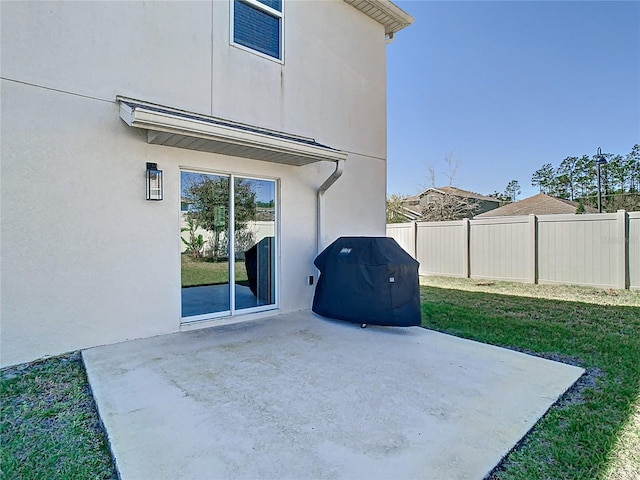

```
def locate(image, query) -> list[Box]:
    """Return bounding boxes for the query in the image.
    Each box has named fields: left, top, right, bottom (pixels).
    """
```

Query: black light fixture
left=595, top=147, right=607, bottom=213
left=146, top=162, right=163, bottom=201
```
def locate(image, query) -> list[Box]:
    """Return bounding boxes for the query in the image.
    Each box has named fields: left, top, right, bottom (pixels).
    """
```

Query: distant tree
left=531, top=164, right=555, bottom=194
left=181, top=217, right=205, bottom=259
left=557, top=156, right=581, bottom=200
left=528, top=145, right=640, bottom=213
left=486, top=191, right=510, bottom=206
left=602, top=192, right=640, bottom=212
left=442, top=154, right=460, bottom=186
left=424, top=153, right=460, bottom=190
left=420, top=154, right=478, bottom=221
left=599, top=148, right=640, bottom=212
left=608, top=154, right=627, bottom=193
left=420, top=193, right=479, bottom=221
left=183, top=176, right=256, bottom=260
left=574, top=155, right=595, bottom=199
left=386, top=194, right=409, bottom=223
left=504, top=180, right=521, bottom=202
left=626, top=144, right=640, bottom=192
left=554, top=174, right=571, bottom=199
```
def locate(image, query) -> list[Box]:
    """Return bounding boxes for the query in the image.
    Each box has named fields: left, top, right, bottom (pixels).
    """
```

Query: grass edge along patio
left=2, top=277, right=639, bottom=479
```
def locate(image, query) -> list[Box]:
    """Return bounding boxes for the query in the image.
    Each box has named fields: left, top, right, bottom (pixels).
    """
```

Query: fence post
left=528, top=214, right=538, bottom=284
left=412, top=221, right=418, bottom=259
left=617, top=210, right=628, bottom=289
left=463, top=218, right=471, bottom=278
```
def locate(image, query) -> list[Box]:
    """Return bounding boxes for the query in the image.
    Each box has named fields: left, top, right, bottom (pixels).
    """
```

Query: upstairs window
left=232, top=0, right=283, bottom=61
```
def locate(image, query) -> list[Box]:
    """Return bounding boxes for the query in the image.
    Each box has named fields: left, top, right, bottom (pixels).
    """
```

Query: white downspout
left=317, top=159, right=345, bottom=254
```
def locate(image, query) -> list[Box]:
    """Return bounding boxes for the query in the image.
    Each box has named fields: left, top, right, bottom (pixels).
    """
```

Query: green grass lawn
left=420, top=276, right=640, bottom=480
left=2, top=277, right=638, bottom=479
left=181, top=254, right=248, bottom=288
left=1, top=353, right=116, bottom=480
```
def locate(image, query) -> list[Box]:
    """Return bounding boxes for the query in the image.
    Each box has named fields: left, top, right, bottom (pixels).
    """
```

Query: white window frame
left=230, top=0, right=285, bottom=64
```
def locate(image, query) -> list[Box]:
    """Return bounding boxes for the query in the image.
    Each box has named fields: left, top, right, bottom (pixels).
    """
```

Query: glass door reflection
left=234, top=177, right=276, bottom=311
left=180, top=171, right=276, bottom=321
left=180, top=172, right=230, bottom=317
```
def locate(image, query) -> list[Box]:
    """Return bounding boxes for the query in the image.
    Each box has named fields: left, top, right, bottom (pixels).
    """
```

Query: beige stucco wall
left=0, top=0, right=389, bottom=366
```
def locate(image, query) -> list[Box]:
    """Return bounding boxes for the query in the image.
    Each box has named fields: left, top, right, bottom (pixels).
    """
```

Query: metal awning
left=117, top=97, right=347, bottom=166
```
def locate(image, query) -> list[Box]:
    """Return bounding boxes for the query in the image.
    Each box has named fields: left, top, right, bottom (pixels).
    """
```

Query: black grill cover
left=312, top=237, right=421, bottom=327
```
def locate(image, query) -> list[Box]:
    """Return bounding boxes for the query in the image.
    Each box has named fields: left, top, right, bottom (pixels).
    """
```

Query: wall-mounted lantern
left=595, top=147, right=607, bottom=213
left=146, top=162, right=163, bottom=201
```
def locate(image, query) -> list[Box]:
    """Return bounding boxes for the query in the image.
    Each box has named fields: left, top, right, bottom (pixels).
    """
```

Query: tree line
left=531, top=144, right=640, bottom=211
left=386, top=145, right=640, bottom=223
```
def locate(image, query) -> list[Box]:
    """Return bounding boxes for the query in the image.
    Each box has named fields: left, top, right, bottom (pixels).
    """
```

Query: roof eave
left=343, top=0, right=415, bottom=35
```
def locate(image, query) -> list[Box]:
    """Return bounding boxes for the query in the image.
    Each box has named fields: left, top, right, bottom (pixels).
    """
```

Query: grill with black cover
left=312, top=237, right=420, bottom=327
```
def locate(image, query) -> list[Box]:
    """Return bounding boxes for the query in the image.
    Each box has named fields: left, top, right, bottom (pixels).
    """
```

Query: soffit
left=117, top=97, right=347, bottom=166
left=344, top=0, right=414, bottom=35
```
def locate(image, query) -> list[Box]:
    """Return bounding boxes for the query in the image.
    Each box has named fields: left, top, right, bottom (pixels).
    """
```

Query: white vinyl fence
left=387, top=210, right=640, bottom=290
left=180, top=212, right=274, bottom=257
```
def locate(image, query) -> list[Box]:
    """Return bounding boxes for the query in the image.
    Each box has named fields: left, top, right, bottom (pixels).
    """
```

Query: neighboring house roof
left=475, top=193, right=599, bottom=217
left=344, top=0, right=415, bottom=35
left=406, top=187, right=500, bottom=204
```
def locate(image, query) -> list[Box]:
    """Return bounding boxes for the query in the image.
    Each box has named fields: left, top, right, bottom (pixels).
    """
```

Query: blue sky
left=386, top=0, right=640, bottom=199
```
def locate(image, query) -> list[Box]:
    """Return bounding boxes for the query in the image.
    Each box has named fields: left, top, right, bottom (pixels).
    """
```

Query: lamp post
left=595, top=147, right=607, bottom=213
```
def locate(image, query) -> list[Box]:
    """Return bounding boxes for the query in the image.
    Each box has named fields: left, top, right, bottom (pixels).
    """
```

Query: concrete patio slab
left=83, top=311, right=583, bottom=480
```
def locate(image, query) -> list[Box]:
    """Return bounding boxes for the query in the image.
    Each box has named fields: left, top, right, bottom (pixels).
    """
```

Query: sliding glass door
left=180, top=171, right=276, bottom=321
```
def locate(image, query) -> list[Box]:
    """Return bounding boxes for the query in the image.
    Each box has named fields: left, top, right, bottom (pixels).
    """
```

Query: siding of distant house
left=405, top=187, right=500, bottom=217
left=1, top=1, right=391, bottom=366
left=418, top=194, right=498, bottom=213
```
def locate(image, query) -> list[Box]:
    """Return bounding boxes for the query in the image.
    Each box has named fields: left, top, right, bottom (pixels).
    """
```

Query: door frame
left=179, top=168, right=279, bottom=324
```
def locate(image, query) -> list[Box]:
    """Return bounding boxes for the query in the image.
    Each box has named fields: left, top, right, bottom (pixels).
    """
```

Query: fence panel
left=629, top=212, right=640, bottom=290
left=386, top=222, right=416, bottom=257
left=387, top=211, right=637, bottom=289
left=537, top=213, right=619, bottom=288
left=416, top=220, right=466, bottom=277
left=470, top=216, right=532, bottom=282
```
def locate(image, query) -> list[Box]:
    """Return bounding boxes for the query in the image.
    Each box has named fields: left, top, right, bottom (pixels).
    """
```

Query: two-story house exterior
left=0, top=0, right=413, bottom=366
